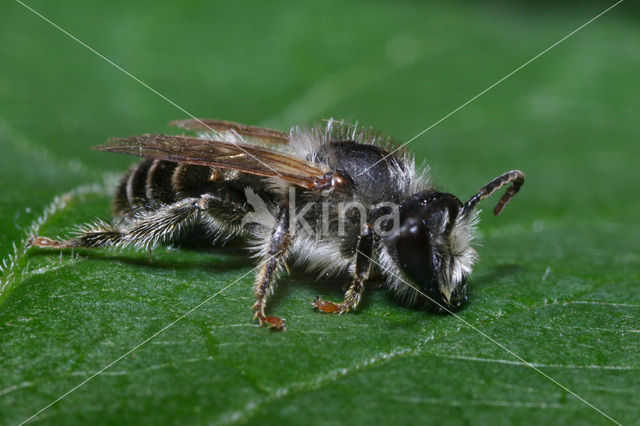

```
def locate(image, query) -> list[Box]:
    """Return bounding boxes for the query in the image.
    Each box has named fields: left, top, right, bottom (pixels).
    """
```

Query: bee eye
left=392, top=192, right=464, bottom=307
left=395, top=217, right=436, bottom=295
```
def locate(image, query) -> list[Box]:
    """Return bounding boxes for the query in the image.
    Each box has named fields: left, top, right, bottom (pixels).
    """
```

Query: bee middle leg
left=313, top=222, right=373, bottom=314
left=252, top=204, right=291, bottom=331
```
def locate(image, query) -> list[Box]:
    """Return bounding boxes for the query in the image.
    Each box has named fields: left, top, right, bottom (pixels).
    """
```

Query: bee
left=29, top=118, right=524, bottom=331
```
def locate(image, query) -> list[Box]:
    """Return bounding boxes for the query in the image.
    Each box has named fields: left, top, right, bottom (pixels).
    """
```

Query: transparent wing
left=169, top=119, right=289, bottom=144
left=94, top=134, right=331, bottom=189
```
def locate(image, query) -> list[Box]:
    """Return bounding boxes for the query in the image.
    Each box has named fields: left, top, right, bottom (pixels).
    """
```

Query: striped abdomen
left=114, top=159, right=204, bottom=220
left=113, top=159, right=271, bottom=221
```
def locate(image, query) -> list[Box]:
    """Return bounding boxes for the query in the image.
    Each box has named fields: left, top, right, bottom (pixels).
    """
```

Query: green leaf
left=1, top=1, right=639, bottom=425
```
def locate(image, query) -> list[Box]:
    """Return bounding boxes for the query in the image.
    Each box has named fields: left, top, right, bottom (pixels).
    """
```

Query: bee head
left=387, top=170, right=524, bottom=311
left=390, top=191, right=477, bottom=310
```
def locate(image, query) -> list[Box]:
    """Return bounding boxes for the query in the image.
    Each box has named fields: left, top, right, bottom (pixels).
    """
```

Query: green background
left=1, top=0, right=638, bottom=424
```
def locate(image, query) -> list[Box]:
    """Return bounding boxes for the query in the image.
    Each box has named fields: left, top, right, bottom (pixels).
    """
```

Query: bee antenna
left=462, top=170, right=525, bottom=216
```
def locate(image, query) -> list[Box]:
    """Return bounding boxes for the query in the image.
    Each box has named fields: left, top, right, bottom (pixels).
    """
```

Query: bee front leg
left=313, top=223, right=373, bottom=314
left=252, top=204, right=291, bottom=331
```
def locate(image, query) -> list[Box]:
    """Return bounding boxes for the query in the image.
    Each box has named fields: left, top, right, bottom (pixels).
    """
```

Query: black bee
left=29, top=118, right=524, bottom=330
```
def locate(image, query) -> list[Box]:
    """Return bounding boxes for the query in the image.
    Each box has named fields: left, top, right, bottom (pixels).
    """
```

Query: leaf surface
left=1, top=1, right=639, bottom=425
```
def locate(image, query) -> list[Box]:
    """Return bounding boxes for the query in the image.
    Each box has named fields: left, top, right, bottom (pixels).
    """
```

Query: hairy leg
left=251, top=204, right=291, bottom=331
left=28, top=194, right=244, bottom=250
left=313, top=222, right=374, bottom=314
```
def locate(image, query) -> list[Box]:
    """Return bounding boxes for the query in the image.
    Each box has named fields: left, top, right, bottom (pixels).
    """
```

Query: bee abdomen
left=127, top=159, right=154, bottom=210
left=113, top=160, right=257, bottom=222
left=113, top=159, right=154, bottom=219
left=172, top=163, right=216, bottom=198
left=113, top=160, right=214, bottom=220
left=146, top=160, right=178, bottom=205
left=113, top=177, right=131, bottom=219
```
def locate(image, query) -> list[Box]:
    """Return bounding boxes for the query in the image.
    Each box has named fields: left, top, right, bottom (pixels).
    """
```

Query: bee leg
left=28, top=194, right=238, bottom=250
left=252, top=204, right=290, bottom=331
left=313, top=223, right=373, bottom=314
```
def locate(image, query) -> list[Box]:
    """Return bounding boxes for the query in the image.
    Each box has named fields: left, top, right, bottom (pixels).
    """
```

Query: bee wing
left=94, top=134, right=331, bottom=189
left=169, top=118, right=289, bottom=144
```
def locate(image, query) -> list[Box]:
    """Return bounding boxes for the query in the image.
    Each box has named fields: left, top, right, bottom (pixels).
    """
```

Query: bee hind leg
left=313, top=223, right=373, bottom=314
left=28, top=194, right=239, bottom=251
left=28, top=236, right=72, bottom=249
left=252, top=204, right=291, bottom=331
